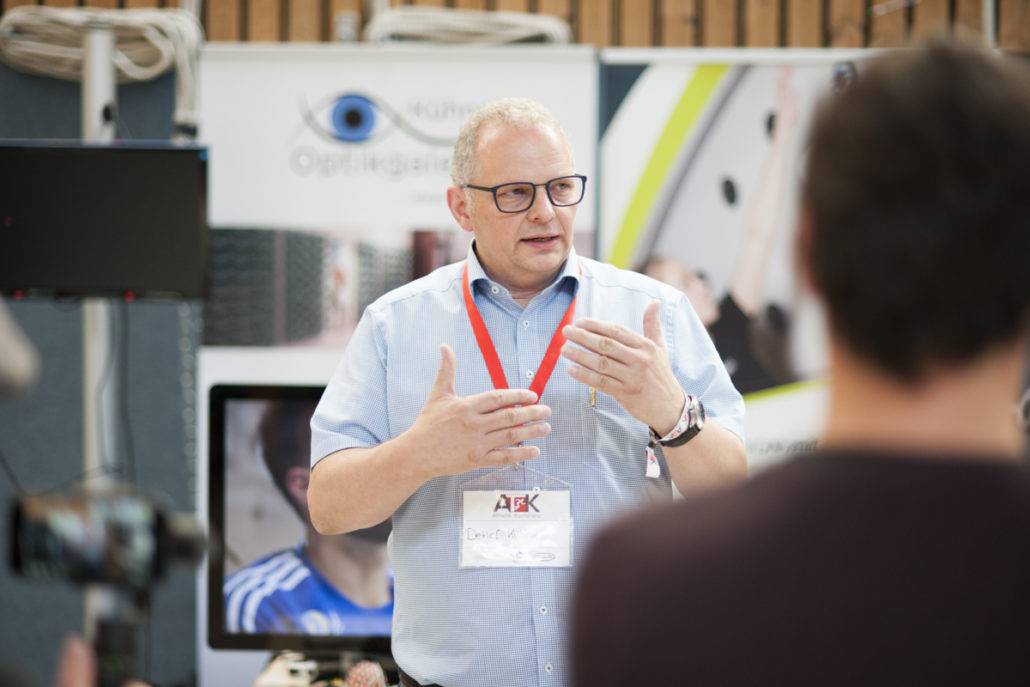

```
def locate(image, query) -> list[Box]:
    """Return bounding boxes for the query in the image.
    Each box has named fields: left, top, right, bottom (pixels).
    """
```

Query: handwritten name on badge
left=460, top=489, right=572, bottom=568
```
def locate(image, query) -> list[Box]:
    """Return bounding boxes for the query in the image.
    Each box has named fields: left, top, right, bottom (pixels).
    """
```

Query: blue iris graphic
left=330, top=94, right=378, bottom=143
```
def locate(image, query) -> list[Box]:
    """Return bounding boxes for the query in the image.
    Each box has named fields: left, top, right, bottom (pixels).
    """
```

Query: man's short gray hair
left=450, top=97, right=575, bottom=187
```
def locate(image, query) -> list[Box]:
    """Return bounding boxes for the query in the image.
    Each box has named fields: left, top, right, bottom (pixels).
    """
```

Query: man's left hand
left=561, top=301, right=684, bottom=435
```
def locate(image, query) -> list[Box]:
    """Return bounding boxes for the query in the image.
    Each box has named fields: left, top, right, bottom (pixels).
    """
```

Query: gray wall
left=0, top=61, right=199, bottom=687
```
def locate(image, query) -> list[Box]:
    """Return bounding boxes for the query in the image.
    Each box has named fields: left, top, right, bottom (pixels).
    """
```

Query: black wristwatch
left=648, top=393, right=706, bottom=448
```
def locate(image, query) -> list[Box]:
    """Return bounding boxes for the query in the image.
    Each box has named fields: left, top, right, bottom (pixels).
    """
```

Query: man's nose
left=526, top=185, right=556, bottom=220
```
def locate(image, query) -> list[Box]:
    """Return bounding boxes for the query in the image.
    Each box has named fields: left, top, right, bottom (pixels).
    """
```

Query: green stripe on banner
left=609, top=64, right=729, bottom=268
left=741, top=378, right=828, bottom=402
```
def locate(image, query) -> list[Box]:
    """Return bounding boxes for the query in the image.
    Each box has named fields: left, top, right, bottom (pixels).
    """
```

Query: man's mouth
left=523, top=235, right=558, bottom=243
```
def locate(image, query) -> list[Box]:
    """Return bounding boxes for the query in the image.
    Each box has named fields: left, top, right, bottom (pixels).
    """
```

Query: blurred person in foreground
left=309, top=97, right=746, bottom=687
left=572, top=39, right=1030, bottom=687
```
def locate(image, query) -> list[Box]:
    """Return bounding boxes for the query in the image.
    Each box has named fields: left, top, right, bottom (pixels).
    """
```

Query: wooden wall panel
left=999, top=0, right=1030, bottom=52
left=537, top=0, right=573, bottom=24
left=206, top=0, right=243, bottom=41
left=578, top=0, right=614, bottom=45
left=826, top=0, right=864, bottom=47
left=42, top=0, right=76, bottom=8
left=953, top=0, right=984, bottom=45
left=124, top=0, right=161, bottom=7
left=132, top=0, right=1018, bottom=52
left=495, top=0, right=530, bottom=11
left=83, top=0, right=120, bottom=9
left=659, top=0, right=698, bottom=46
left=745, top=0, right=779, bottom=46
left=786, top=0, right=821, bottom=46
left=2, top=0, right=37, bottom=11
left=287, top=0, right=321, bottom=41
left=702, top=0, right=737, bottom=46
left=869, top=2, right=907, bottom=47
left=248, top=0, right=282, bottom=41
left=911, top=0, right=950, bottom=41
left=620, top=0, right=655, bottom=46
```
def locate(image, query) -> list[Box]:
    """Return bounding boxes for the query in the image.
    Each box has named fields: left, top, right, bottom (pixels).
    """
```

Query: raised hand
left=409, top=344, right=553, bottom=478
left=561, top=301, right=684, bottom=435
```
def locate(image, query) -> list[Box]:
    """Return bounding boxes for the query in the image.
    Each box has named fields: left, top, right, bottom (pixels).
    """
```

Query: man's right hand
left=309, top=344, right=554, bottom=535
left=408, top=344, right=552, bottom=479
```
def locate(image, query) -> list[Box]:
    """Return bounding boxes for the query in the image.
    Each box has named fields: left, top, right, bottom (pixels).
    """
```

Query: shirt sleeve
left=310, top=307, right=390, bottom=468
left=664, top=290, right=746, bottom=443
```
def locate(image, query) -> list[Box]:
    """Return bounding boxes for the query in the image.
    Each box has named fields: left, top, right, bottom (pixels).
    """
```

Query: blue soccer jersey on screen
left=224, top=544, right=393, bottom=635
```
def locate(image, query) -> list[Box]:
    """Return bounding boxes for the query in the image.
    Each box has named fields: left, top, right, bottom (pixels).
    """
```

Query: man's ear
left=285, top=465, right=311, bottom=512
left=446, top=186, right=476, bottom=234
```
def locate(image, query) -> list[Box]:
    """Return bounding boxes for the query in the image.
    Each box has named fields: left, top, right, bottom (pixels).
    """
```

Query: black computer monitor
left=205, top=384, right=392, bottom=658
left=0, top=140, right=208, bottom=300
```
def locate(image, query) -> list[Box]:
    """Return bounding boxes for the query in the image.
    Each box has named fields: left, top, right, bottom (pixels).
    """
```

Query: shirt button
left=539, top=605, right=548, bottom=615
left=526, top=370, right=534, bottom=379
left=491, top=286, right=499, bottom=294
left=545, top=663, right=554, bottom=673
left=523, top=320, right=530, bottom=328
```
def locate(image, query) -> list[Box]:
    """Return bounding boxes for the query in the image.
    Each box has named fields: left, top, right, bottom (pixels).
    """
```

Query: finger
left=563, top=324, right=636, bottom=363
left=481, top=443, right=543, bottom=466
left=467, top=387, right=540, bottom=414
left=485, top=417, right=552, bottom=448
left=566, top=362, right=624, bottom=396
left=642, top=301, right=665, bottom=349
left=561, top=342, right=629, bottom=381
left=429, top=344, right=456, bottom=399
left=481, top=403, right=552, bottom=433
left=567, top=317, right=646, bottom=350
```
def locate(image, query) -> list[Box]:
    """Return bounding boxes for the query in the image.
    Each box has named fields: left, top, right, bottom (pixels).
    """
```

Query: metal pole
left=983, top=0, right=998, bottom=50
left=81, top=16, right=122, bottom=650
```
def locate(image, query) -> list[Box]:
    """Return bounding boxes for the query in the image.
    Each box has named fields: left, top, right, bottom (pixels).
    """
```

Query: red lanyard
left=462, top=264, right=577, bottom=402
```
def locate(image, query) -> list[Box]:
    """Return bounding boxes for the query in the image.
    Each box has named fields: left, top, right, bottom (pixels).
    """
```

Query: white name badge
left=460, top=489, right=572, bottom=568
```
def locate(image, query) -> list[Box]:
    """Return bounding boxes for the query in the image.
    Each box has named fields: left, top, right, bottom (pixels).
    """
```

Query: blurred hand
left=52, top=635, right=148, bottom=687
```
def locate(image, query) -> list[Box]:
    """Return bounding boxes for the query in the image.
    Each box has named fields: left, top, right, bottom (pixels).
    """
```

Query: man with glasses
left=308, top=98, right=746, bottom=687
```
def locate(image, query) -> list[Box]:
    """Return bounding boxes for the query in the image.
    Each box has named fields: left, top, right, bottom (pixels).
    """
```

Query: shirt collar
left=465, top=240, right=582, bottom=300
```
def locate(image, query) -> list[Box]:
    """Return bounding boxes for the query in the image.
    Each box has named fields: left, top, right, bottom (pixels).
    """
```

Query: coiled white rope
left=0, top=5, right=204, bottom=139
left=362, top=6, right=570, bottom=45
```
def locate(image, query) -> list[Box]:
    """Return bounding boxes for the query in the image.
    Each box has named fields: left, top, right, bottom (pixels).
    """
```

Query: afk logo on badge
left=493, top=493, right=540, bottom=514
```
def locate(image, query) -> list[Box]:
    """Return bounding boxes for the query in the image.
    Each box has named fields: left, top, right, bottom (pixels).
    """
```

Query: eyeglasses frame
left=462, top=174, right=588, bottom=214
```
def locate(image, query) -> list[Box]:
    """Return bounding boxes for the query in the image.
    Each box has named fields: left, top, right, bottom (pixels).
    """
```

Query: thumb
left=643, top=301, right=665, bottom=348
left=429, top=344, right=457, bottom=398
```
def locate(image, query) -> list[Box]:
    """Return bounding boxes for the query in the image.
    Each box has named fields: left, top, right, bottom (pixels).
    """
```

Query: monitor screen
left=0, top=141, right=208, bottom=300
left=206, top=384, right=393, bottom=657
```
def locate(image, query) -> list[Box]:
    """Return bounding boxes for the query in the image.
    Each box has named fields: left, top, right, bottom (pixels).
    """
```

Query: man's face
left=448, top=122, right=578, bottom=299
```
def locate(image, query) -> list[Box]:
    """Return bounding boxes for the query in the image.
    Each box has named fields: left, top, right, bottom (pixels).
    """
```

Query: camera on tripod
left=9, top=484, right=206, bottom=687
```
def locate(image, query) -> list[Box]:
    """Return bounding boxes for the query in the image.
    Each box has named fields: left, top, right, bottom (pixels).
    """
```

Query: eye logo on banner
left=298, top=92, right=456, bottom=146
left=291, top=91, right=468, bottom=181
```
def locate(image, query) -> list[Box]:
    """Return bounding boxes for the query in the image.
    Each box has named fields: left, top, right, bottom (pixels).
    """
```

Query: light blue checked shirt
left=311, top=244, right=744, bottom=687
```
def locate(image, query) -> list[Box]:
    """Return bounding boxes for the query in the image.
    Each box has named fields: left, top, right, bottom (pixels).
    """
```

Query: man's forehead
left=476, top=120, right=564, bottom=146
left=473, top=121, right=572, bottom=168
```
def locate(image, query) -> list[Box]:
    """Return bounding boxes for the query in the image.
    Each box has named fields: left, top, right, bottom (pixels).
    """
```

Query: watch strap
left=649, top=392, right=705, bottom=448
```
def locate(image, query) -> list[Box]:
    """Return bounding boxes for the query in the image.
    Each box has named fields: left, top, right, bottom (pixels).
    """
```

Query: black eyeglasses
left=463, top=174, right=587, bottom=214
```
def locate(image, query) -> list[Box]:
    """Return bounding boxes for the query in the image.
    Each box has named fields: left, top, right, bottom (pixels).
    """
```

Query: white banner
left=199, top=44, right=598, bottom=234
